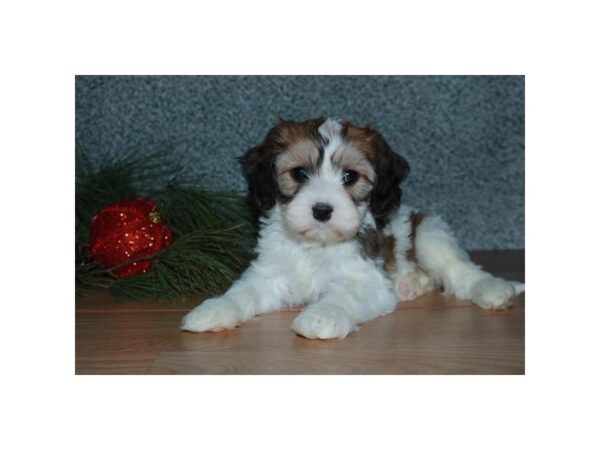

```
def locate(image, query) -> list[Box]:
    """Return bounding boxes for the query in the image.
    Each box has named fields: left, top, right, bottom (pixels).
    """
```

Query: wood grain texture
left=76, top=250, right=525, bottom=375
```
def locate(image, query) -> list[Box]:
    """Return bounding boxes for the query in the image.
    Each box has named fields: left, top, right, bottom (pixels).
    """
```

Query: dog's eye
left=291, top=167, right=310, bottom=182
left=342, top=170, right=359, bottom=185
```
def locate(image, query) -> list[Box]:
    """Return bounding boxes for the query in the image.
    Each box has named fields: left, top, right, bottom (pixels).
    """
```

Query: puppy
left=181, top=118, right=525, bottom=339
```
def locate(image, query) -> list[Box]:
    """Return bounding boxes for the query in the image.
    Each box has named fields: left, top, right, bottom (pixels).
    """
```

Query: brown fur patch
left=240, top=118, right=326, bottom=213
left=268, top=119, right=327, bottom=198
left=275, top=139, right=320, bottom=196
left=273, top=119, right=326, bottom=148
left=252, top=118, right=326, bottom=161
left=407, top=211, right=424, bottom=263
left=357, top=228, right=397, bottom=275
left=331, top=143, right=376, bottom=203
left=341, top=123, right=378, bottom=160
left=357, top=228, right=381, bottom=259
left=382, top=235, right=397, bottom=274
left=341, top=121, right=410, bottom=229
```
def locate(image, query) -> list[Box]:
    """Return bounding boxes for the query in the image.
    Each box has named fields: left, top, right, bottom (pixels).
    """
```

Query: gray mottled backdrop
left=75, top=76, right=524, bottom=249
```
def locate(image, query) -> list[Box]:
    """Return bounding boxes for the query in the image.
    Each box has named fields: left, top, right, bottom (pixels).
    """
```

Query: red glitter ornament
left=89, top=198, right=173, bottom=278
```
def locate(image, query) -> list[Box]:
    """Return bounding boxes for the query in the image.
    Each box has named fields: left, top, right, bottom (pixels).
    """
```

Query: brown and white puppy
left=181, top=118, right=524, bottom=339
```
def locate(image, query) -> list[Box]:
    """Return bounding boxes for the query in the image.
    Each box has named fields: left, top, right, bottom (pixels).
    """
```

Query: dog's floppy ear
left=240, top=141, right=279, bottom=216
left=369, top=131, right=410, bottom=228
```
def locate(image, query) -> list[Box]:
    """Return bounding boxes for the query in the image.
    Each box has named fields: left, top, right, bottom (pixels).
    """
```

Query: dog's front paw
left=291, top=303, right=356, bottom=339
left=180, top=298, right=242, bottom=332
left=470, top=277, right=517, bottom=310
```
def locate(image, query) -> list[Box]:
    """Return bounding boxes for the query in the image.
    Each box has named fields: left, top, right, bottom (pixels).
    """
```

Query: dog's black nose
left=312, top=203, right=333, bottom=222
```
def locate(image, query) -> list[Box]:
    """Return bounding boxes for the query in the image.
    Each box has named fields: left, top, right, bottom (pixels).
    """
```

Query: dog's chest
left=259, top=233, right=379, bottom=299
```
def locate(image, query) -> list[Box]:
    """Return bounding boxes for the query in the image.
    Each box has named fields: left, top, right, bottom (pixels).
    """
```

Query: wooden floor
left=76, top=250, right=525, bottom=375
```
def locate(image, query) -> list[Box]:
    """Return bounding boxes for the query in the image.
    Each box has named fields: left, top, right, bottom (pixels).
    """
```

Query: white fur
left=387, top=205, right=524, bottom=309
left=181, top=118, right=525, bottom=339
left=181, top=206, right=397, bottom=338
left=283, top=176, right=365, bottom=242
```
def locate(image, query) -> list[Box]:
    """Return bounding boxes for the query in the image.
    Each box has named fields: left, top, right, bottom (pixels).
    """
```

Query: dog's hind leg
left=411, top=215, right=524, bottom=310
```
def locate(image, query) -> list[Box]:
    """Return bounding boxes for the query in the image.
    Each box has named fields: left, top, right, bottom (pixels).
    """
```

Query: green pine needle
left=75, top=143, right=255, bottom=302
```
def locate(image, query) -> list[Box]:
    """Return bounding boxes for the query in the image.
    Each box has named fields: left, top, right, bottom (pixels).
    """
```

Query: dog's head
left=241, top=118, right=409, bottom=243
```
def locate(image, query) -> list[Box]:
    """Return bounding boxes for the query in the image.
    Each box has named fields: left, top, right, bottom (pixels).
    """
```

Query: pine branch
left=75, top=143, right=255, bottom=302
